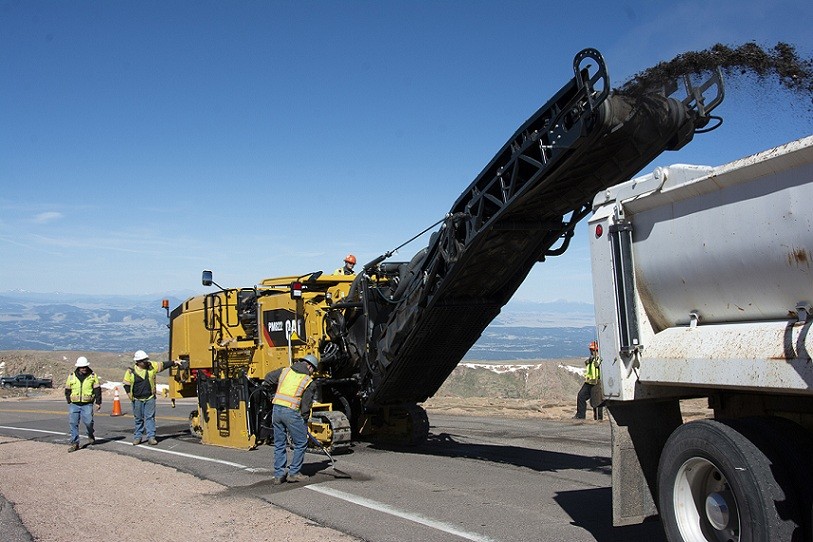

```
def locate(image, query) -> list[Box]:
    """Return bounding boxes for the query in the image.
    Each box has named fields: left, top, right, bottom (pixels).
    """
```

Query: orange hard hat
left=589, top=341, right=598, bottom=350
left=344, top=254, right=357, bottom=265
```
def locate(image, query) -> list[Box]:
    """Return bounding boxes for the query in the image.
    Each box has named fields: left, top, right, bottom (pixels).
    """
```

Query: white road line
left=0, top=425, right=65, bottom=436
left=306, top=485, right=499, bottom=542
left=110, top=440, right=250, bottom=469
left=0, top=425, right=251, bottom=470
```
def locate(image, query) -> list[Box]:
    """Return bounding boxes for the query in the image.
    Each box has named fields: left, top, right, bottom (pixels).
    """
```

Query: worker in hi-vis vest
left=65, top=356, right=102, bottom=453
left=574, top=341, right=603, bottom=420
left=123, top=350, right=180, bottom=446
left=263, top=354, right=318, bottom=485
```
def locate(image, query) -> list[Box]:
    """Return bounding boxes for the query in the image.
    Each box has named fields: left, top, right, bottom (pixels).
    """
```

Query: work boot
left=133, top=438, right=142, bottom=446
left=68, top=443, right=79, bottom=453
left=287, top=473, right=309, bottom=483
left=148, top=438, right=158, bottom=445
left=272, top=476, right=285, bottom=485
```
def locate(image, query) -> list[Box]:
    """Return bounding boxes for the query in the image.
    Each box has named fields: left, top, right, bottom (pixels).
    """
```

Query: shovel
left=307, top=431, right=351, bottom=479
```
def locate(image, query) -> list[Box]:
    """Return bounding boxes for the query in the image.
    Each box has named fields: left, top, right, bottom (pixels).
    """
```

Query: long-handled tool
left=307, top=431, right=351, bottom=479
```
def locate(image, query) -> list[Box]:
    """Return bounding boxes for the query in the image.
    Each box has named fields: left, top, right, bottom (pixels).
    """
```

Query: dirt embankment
left=0, top=350, right=167, bottom=388
left=423, top=360, right=585, bottom=419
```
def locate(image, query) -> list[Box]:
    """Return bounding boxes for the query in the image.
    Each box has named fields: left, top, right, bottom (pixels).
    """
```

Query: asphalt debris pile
left=617, top=42, right=813, bottom=105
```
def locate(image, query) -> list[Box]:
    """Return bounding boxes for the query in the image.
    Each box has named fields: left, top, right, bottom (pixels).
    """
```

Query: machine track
left=312, top=410, right=352, bottom=453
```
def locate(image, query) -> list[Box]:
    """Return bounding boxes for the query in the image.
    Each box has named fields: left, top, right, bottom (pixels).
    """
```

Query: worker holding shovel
left=264, top=354, right=318, bottom=485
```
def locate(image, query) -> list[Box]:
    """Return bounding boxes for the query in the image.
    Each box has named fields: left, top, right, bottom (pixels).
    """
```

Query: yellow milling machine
left=168, top=272, right=359, bottom=451
left=162, top=48, right=724, bottom=452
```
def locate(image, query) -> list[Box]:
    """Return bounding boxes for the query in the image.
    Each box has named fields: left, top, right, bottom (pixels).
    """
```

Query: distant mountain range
left=0, top=291, right=596, bottom=359
left=466, top=299, right=596, bottom=359
left=0, top=291, right=186, bottom=353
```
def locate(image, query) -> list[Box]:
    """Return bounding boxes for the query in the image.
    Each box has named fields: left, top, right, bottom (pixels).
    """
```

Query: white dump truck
left=589, top=135, right=813, bottom=541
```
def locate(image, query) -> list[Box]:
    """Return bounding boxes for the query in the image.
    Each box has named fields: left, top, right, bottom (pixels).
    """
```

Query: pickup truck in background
left=0, top=373, right=54, bottom=389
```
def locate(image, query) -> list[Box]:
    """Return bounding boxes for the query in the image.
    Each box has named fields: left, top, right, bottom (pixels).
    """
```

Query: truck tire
left=657, top=419, right=798, bottom=542
left=728, top=417, right=813, bottom=542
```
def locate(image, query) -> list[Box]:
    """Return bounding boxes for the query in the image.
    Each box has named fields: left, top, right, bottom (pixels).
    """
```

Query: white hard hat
left=133, top=350, right=149, bottom=362
left=75, top=356, right=90, bottom=368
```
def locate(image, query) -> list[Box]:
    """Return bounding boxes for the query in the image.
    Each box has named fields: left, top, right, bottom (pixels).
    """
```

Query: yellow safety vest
left=585, top=355, right=601, bottom=385
left=65, top=372, right=100, bottom=403
left=272, top=368, right=312, bottom=410
left=123, top=361, right=162, bottom=400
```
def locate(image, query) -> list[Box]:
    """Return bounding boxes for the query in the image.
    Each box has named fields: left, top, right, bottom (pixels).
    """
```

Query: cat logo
left=262, top=309, right=304, bottom=346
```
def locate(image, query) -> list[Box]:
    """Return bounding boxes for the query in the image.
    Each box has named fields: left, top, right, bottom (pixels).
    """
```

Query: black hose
left=695, top=115, right=723, bottom=133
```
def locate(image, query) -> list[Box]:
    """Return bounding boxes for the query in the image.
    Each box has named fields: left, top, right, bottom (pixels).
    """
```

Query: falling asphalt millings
left=617, top=41, right=813, bottom=109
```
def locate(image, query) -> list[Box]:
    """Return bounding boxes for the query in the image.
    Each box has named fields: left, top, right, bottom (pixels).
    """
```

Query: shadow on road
left=371, top=432, right=666, bottom=540
left=373, top=431, right=611, bottom=474
left=555, top=487, right=666, bottom=542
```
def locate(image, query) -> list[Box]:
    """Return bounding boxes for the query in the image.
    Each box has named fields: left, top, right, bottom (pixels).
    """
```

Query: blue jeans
left=272, top=404, right=308, bottom=478
left=68, top=403, right=94, bottom=444
left=132, top=397, right=156, bottom=440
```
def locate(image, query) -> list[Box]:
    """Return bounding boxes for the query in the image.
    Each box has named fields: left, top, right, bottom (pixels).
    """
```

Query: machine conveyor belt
left=361, top=50, right=722, bottom=407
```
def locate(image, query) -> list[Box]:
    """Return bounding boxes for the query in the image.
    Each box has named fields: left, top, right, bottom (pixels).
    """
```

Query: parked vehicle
left=0, top=373, right=53, bottom=389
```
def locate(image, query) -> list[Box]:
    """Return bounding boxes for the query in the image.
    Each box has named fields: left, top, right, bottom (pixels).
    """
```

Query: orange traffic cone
left=111, top=387, right=123, bottom=417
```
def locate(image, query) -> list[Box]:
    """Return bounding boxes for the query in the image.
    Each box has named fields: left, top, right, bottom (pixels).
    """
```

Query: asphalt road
left=0, top=396, right=666, bottom=542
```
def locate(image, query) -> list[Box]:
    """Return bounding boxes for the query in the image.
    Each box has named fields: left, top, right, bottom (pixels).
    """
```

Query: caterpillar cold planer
left=164, top=48, right=724, bottom=450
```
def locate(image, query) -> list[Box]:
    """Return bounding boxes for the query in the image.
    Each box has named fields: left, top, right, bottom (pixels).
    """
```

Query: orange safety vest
left=272, top=368, right=312, bottom=410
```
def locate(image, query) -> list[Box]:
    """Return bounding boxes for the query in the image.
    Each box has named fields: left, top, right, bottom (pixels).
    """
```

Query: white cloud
left=33, top=212, right=64, bottom=224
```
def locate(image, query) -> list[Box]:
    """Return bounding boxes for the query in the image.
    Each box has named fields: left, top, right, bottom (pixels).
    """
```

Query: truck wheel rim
left=673, top=457, right=740, bottom=542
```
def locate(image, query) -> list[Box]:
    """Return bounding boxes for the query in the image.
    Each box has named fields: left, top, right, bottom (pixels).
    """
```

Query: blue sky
left=1, top=1, right=811, bottom=303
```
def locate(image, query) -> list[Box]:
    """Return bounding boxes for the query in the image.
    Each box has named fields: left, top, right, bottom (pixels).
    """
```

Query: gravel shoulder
left=0, top=434, right=362, bottom=542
